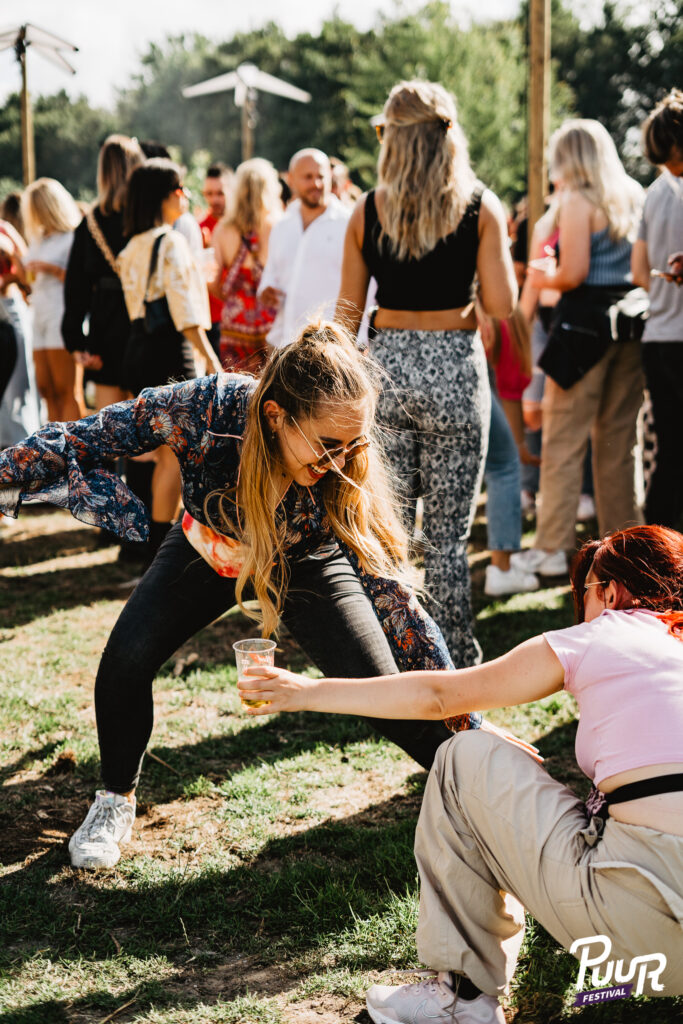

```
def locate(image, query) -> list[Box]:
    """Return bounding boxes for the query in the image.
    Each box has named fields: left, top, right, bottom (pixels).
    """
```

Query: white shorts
left=31, top=305, right=67, bottom=351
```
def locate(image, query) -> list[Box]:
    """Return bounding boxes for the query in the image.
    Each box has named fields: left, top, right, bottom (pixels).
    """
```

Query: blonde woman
left=520, top=119, right=645, bottom=577
left=63, top=134, right=143, bottom=411
left=22, top=178, right=82, bottom=421
left=210, top=157, right=281, bottom=372
left=336, top=80, right=517, bottom=667
left=0, top=322, right=463, bottom=870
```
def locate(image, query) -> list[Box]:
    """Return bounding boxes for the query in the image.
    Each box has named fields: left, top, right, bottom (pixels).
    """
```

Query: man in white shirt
left=259, top=148, right=350, bottom=348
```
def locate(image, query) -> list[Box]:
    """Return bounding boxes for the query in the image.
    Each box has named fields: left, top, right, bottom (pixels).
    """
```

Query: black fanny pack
left=539, top=285, right=648, bottom=391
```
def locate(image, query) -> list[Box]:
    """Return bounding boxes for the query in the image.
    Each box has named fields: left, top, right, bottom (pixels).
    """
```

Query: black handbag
left=0, top=317, right=18, bottom=405
left=122, top=233, right=194, bottom=394
left=538, top=285, right=629, bottom=391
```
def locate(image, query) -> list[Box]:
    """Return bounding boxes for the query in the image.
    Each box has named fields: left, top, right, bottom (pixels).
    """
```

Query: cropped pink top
left=544, top=609, right=683, bottom=787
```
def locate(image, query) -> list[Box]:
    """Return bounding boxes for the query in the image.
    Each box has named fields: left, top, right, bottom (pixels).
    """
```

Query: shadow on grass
left=0, top=561, right=138, bottom=629
left=0, top=787, right=423, bottom=1022
left=2, top=788, right=680, bottom=1024
left=0, top=526, right=115, bottom=571
left=0, top=707, right=419, bottom=868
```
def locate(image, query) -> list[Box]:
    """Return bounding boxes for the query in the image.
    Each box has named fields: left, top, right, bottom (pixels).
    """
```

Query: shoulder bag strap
left=85, top=207, right=120, bottom=276
left=143, top=233, right=166, bottom=302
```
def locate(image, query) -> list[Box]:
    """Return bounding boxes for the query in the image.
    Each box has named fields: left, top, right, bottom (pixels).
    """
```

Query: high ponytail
left=206, top=320, right=413, bottom=636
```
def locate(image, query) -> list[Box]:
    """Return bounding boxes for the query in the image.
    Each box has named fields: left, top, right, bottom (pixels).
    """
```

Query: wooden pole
left=19, top=28, right=36, bottom=186
left=241, top=94, right=254, bottom=162
left=528, top=0, right=550, bottom=239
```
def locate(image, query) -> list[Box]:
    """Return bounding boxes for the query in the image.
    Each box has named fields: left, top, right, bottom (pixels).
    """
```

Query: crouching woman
left=240, top=525, right=683, bottom=1018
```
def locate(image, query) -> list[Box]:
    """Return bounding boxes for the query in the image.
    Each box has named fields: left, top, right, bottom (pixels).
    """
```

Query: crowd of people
left=0, top=80, right=682, bottom=1018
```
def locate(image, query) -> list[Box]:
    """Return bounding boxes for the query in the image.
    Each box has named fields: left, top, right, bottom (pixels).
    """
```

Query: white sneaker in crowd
left=576, top=493, right=596, bottom=521
left=520, top=489, right=536, bottom=514
left=510, top=548, right=568, bottom=577
left=485, top=563, right=540, bottom=597
left=69, top=790, right=136, bottom=870
left=366, top=972, right=504, bottom=1024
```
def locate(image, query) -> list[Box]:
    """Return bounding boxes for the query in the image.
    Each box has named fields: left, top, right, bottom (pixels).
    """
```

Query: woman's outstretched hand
left=238, top=665, right=316, bottom=715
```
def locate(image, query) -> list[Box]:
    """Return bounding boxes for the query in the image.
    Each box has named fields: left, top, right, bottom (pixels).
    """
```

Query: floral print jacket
left=0, top=373, right=480, bottom=731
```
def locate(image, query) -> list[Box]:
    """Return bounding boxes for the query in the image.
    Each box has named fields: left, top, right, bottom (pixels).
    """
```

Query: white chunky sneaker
left=485, top=563, right=540, bottom=597
left=69, top=790, right=136, bottom=870
left=510, top=547, right=568, bottom=577
left=366, top=972, right=504, bottom=1024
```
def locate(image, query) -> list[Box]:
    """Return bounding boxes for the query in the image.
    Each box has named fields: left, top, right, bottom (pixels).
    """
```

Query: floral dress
left=219, top=234, right=275, bottom=373
left=0, top=372, right=481, bottom=733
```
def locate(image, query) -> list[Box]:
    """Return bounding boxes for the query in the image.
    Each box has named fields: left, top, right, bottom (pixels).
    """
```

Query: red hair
left=571, top=525, right=683, bottom=640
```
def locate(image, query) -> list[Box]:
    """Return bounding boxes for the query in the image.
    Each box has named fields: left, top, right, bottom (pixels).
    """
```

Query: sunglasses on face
left=583, top=580, right=608, bottom=595
left=290, top=416, right=371, bottom=470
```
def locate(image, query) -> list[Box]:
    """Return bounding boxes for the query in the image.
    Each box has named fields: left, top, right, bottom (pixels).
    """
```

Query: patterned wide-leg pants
left=370, top=328, right=490, bottom=667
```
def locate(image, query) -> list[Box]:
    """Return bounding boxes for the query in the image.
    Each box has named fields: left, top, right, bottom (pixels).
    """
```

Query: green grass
left=0, top=507, right=680, bottom=1023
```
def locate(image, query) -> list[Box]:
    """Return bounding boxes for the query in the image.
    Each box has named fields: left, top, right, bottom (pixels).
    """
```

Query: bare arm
left=238, top=634, right=565, bottom=718
left=477, top=190, right=518, bottom=319
left=527, top=192, right=591, bottom=293
left=631, top=239, right=650, bottom=291
left=335, top=197, right=371, bottom=336
left=208, top=222, right=240, bottom=299
left=25, top=260, right=66, bottom=282
left=183, top=325, right=222, bottom=374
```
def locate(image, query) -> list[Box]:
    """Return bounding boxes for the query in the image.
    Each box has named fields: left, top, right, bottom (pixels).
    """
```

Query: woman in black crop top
left=335, top=79, right=517, bottom=667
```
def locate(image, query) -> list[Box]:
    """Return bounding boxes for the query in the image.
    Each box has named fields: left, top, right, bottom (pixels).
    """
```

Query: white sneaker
left=69, top=790, right=136, bottom=870
left=485, top=563, right=540, bottom=597
left=510, top=548, right=568, bottom=576
left=520, top=489, right=536, bottom=514
left=366, top=973, right=504, bottom=1024
left=576, top=493, right=596, bottom=521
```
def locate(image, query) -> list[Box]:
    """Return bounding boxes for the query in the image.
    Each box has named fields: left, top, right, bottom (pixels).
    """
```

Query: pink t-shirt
left=544, top=609, right=683, bottom=786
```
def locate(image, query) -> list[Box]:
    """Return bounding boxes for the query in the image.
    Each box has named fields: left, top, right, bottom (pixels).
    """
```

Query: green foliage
left=0, top=90, right=115, bottom=200
left=539, top=0, right=683, bottom=180
left=113, top=4, right=539, bottom=201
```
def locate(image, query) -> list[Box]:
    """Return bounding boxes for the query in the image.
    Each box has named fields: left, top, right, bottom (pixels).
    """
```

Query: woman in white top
left=21, top=178, right=81, bottom=422
left=118, top=158, right=221, bottom=556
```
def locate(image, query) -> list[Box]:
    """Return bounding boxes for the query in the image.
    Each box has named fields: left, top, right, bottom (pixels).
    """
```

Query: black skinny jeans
left=95, top=523, right=452, bottom=792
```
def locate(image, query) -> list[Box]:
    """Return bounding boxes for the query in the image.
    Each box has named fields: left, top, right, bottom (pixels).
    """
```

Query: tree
left=115, top=4, right=543, bottom=203
left=0, top=91, right=115, bottom=199
left=542, top=0, right=683, bottom=178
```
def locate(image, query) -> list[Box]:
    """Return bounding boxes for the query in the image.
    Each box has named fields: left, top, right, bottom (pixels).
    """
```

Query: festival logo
left=569, top=934, right=667, bottom=1006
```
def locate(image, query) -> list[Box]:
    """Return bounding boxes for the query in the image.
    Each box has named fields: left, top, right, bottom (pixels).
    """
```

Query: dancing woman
left=0, top=322, right=464, bottom=870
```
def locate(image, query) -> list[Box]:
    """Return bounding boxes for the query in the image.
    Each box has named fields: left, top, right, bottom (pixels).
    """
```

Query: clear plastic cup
left=201, top=246, right=217, bottom=282
left=232, top=638, right=276, bottom=708
left=528, top=255, right=556, bottom=276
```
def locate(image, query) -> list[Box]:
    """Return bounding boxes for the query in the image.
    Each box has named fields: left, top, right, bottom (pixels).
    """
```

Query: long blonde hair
left=97, top=134, right=144, bottom=215
left=377, top=80, right=476, bottom=261
left=549, top=119, right=642, bottom=241
left=21, top=178, right=81, bottom=240
left=221, top=158, right=281, bottom=253
left=206, top=321, right=413, bottom=636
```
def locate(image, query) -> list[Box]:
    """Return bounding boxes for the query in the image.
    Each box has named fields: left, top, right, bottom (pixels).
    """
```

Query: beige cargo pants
left=415, top=731, right=683, bottom=999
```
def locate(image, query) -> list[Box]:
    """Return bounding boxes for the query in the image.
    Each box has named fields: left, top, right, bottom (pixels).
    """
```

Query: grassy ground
left=0, top=506, right=680, bottom=1024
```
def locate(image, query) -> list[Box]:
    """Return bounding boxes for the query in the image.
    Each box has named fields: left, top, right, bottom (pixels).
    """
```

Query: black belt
left=604, top=773, right=683, bottom=806
left=97, top=277, right=123, bottom=292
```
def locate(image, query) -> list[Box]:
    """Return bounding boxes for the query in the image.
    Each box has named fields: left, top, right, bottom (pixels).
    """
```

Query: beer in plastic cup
left=233, top=638, right=276, bottom=708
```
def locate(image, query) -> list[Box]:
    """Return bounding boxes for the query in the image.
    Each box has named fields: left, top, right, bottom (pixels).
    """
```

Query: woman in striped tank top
left=517, top=119, right=645, bottom=580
